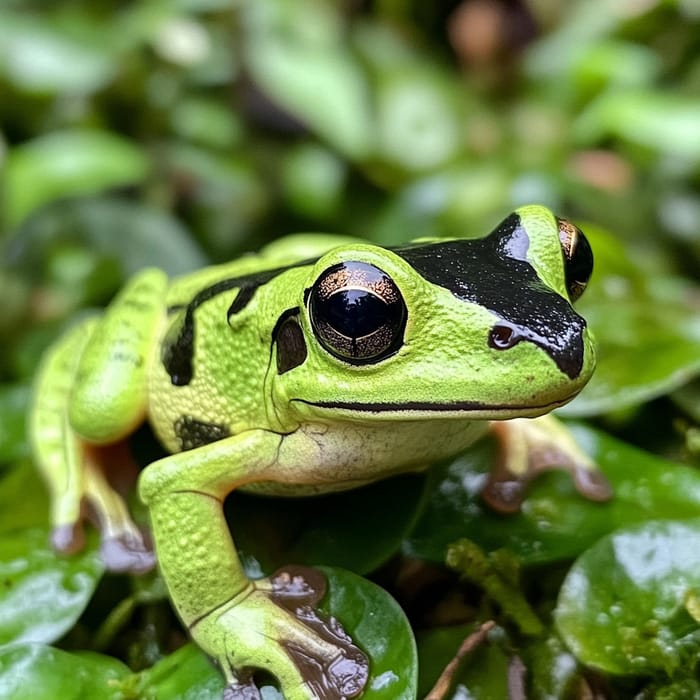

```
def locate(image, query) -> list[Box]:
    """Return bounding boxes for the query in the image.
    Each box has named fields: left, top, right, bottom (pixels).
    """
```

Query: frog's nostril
left=489, top=323, right=520, bottom=350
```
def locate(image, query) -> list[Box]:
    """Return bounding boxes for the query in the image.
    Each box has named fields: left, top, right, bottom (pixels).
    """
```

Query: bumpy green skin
left=31, top=205, right=607, bottom=700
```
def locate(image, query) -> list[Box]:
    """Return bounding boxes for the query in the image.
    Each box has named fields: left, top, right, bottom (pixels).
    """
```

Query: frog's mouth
left=292, top=391, right=580, bottom=419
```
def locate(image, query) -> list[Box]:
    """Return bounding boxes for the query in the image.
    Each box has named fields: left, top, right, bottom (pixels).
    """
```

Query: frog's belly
left=240, top=418, right=488, bottom=497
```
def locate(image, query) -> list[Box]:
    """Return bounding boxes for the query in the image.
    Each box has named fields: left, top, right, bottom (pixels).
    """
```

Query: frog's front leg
left=139, top=430, right=369, bottom=700
left=482, top=414, right=612, bottom=513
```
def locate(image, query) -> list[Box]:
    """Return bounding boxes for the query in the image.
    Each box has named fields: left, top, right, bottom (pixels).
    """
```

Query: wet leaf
left=319, top=567, right=417, bottom=700
left=405, top=424, right=700, bottom=566
left=0, top=528, right=103, bottom=646
left=0, top=645, right=129, bottom=700
left=556, top=519, right=700, bottom=676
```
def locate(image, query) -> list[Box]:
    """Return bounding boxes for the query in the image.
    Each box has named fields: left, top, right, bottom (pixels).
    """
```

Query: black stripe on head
left=161, top=265, right=300, bottom=386
left=393, top=213, right=586, bottom=379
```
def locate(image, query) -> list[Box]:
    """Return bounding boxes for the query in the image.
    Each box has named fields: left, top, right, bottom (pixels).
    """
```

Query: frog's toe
left=270, top=565, right=327, bottom=607
left=51, top=522, right=86, bottom=554
left=572, top=465, right=612, bottom=502
left=100, top=534, right=155, bottom=573
left=327, top=652, right=369, bottom=698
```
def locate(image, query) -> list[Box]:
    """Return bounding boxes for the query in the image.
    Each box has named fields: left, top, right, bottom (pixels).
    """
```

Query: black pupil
left=566, top=228, right=593, bottom=292
left=309, top=261, right=407, bottom=363
left=323, top=289, right=388, bottom=338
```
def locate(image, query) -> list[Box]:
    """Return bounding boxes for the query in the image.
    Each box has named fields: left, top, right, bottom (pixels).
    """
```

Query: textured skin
left=31, top=205, right=606, bottom=699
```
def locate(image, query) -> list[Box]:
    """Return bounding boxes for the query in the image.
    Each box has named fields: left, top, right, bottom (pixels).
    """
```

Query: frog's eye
left=557, top=218, right=593, bottom=302
left=308, top=261, right=407, bottom=364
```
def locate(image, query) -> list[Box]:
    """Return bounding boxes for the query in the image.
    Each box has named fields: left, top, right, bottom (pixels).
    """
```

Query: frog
left=30, top=204, right=611, bottom=700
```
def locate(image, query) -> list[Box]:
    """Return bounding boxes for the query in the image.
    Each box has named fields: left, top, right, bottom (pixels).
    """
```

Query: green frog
left=31, top=205, right=610, bottom=699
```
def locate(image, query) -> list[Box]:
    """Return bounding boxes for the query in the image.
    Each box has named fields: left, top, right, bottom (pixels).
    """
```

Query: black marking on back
left=174, top=415, right=230, bottom=451
left=393, top=213, right=586, bottom=379
left=161, top=264, right=308, bottom=386
left=273, top=307, right=307, bottom=374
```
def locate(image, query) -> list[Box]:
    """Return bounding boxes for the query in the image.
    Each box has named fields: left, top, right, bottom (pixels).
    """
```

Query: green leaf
left=0, top=528, right=103, bottom=646
left=555, top=519, right=700, bottom=676
left=375, top=69, right=462, bottom=173
left=560, top=223, right=700, bottom=416
left=3, top=131, right=149, bottom=228
left=0, top=11, right=117, bottom=95
left=0, top=461, right=49, bottom=535
left=8, top=197, right=208, bottom=280
left=574, top=90, right=700, bottom=160
left=138, top=643, right=224, bottom=699
left=229, top=474, right=427, bottom=576
left=405, top=424, right=700, bottom=566
left=0, top=384, right=30, bottom=463
left=319, top=567, right=417, bottom=700
left=0, top=645, right=130, bottom=700
left=242, top=0, right=373, bottom=159
left=281, top=142, right=346, bottom=221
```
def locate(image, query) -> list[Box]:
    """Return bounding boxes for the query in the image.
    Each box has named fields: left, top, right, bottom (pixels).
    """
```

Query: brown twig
left=423, top=620, right=496, bottom=700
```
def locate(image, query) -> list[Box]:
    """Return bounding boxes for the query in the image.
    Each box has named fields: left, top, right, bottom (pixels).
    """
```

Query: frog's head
left=274, top=205, right=595, bottom=422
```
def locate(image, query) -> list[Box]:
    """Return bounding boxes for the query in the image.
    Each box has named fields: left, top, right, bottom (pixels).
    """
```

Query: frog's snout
left=486, top=317, right=587, bottom=380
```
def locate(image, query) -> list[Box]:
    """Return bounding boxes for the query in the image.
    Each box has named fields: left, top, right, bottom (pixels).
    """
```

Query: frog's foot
left=100, top=532, right=155, bottom=574
left=483, top=415, right=612, bottom=513
left=195, top=567, right=368, bottom=700
left=83, top=454, right=156, bottom=574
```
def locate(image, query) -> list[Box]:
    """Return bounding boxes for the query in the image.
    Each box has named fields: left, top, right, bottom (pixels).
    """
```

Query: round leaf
left=556, top=519, right=700, bottom=676
left=0, top=528, right=103, bottom=646
left=0, top=645, right=129, bottom=700
left=319, top=567, right=417, bottom=700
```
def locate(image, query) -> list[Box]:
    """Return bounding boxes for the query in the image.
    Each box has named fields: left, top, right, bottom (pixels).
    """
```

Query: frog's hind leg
left=31, top=318, right=154, bottom=572
left=482, top=414, right=613, bottom=513
left=83, top=442, right=155, bottom=572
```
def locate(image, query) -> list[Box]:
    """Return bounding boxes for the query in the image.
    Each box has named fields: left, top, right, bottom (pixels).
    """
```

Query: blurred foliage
left=2, top=0, right=700, bottom=698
